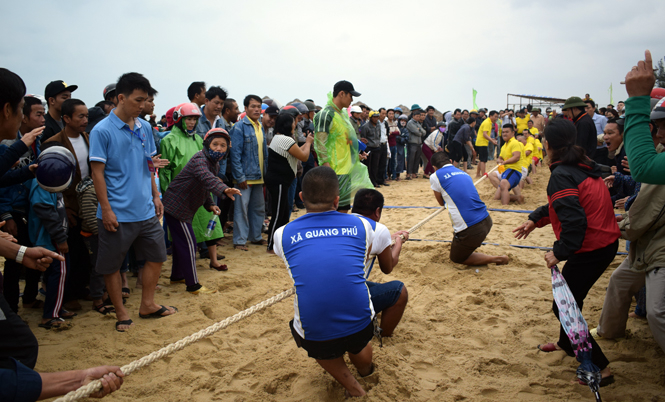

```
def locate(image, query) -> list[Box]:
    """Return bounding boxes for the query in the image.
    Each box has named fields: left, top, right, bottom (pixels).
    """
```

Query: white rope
left=54, top=287, right=295, bottom=402
left=55, top=163, right=501, bottom=401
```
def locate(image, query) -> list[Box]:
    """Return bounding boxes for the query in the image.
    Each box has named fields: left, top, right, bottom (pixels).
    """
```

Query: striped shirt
left=268, top=135, right=297, bottom=174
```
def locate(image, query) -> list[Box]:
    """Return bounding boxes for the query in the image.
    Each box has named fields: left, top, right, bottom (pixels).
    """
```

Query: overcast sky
left=3, top=0, right=664, bottom=116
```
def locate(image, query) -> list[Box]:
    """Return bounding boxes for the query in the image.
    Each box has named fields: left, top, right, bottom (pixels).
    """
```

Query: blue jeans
left=395, top=144, right=406, bottom=174
left=366, top=280, right=403, bottom=313
left=233, top=184, right=266, bottom=245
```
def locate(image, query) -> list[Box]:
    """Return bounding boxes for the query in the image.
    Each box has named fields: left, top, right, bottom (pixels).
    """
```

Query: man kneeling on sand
left=352, top=189, right=409, bottom=337
left=273, top=166, right=376, bottom=397
left=430, top=152, right=510, bottom=266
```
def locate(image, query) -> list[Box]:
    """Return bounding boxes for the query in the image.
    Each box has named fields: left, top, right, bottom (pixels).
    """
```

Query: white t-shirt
left=69, top=135, right=89, bottom=179
left=380, top=119, right=388, bottom=143
left=365, top=220, right=392, bottom=278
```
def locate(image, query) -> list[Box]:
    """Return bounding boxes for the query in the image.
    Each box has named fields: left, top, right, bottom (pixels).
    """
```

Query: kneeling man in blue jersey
left=273, top=166, right=376, bottom=398
left=430, top=152, right=510, bottom=266
left=351, top=189, right=410, bottom=337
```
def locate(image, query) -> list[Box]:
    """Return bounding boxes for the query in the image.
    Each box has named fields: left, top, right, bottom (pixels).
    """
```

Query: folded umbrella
left=551, top=265, right=602, bottom=402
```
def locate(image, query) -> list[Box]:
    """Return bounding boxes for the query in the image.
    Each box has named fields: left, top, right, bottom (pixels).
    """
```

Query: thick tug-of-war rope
left=54, top=288, right=295, bottom=402
left=54, top=164, right=500, bottom=402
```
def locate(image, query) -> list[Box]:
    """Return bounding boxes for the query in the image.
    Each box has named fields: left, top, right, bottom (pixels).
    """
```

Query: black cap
left=45, top=80, right=78, bottom=100
left=333, top=80, right=361, bottom=97
left=264, top=105, right=279, bottom=116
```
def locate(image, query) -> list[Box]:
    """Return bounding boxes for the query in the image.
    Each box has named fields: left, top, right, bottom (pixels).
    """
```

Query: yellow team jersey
left=524, top=143, right=535, bottom=167
left=516, top=116, right=530, bottom=134
left=499, top=137, right=523, bottom=171
left=534, top=139, right=544, bottom=159
left=529, top=127, right=539, bottom=137
left=475, top=119, right=493, bottom=147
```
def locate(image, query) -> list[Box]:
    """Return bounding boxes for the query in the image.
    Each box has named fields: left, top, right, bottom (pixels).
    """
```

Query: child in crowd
left=430, top=152, right=510, bottom=266
left=394, top=114, right=409, bottom=180
left=513, top=118, right=620, bottom=386
left=160, top=103, right=225, bottom=267
left=273, top=167, right=376, bottom=398
left=28, top=143, right=76, bottom=329
left=162, top=128, right=241, bottom=294
left=76, top=176, right=114, bottom=315
left=488, top=124, right=524, bottom=204
left=351, top=189, right=409, bottom=337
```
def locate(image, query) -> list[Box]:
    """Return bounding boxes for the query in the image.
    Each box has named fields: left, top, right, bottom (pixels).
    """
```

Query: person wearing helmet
left=394, top=107, right=403, bottom=119
left=349, top=105, right=363, bottom=135
left=160, top=103, right=225, bottom=265
left=28, top=143, right=77, bottom=328
left=622, top=52, right=665, bottom=185
left=296, top=102, right=316, bottom=144
left=162, top=129, right=241, bottom=293
left=103, top=83, right=118, bottom=106
left=394, top=114, right=409, bottom=180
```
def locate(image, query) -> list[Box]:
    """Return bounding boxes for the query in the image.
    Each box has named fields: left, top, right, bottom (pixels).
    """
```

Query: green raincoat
left=159, top=123, right=224, bottom=242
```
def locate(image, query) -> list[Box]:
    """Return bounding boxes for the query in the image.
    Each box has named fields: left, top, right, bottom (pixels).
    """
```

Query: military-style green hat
left=562, top=96, right=587, bottom=110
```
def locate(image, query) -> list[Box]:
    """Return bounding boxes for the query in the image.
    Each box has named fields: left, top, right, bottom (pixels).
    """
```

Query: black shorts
left=477, top=146, right=488, bottom=162
left=290, top=320, right=374, bottom=360
left=450, top=215, right=492, bottom=264
left=450, top=141, right=467, bottom=163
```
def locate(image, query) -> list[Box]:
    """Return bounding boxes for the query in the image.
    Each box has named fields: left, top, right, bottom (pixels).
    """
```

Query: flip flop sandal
left=93, top=303, right=115, bottom=315
left=139, top=305, right=178, bottom=319
left=115, top=319, right=134, bottom=332
left=537, top=343, right=560, bottom=352
left=251, top=240, right=268, bottom=246
left=211, top=264, right=228, bottom=272
left=234, top=245, right=248, bottom=251
left=39, top=317, right=66, bottom=329
left=60, top=310, right=78, bottom=319
left=122, top=287, right=131, bottom=298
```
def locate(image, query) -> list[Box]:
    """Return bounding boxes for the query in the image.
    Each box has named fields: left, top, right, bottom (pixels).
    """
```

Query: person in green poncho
left=159, top=103, right=225, bottom=271
left=312, top=81, right=373, bottom=211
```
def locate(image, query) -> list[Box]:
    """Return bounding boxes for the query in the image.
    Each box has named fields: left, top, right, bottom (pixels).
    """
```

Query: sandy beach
left=13, top=160, right=664, bottom=401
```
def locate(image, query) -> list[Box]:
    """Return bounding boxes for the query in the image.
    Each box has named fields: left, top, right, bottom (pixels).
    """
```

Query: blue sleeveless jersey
left=430, top=164, right=489, bottom=232
left=274, top=211, right=375, bottom=341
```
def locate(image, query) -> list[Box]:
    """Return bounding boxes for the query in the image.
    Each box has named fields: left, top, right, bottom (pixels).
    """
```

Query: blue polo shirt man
left=89, top=72, right=176, bottom=332
left=90, top=113, right=157, bottom=222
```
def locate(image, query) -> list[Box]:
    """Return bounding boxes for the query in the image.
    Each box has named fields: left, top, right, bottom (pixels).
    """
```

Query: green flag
left=472, top=88, right=478, bottom=110
left=608, top=83, right=613, bottom=105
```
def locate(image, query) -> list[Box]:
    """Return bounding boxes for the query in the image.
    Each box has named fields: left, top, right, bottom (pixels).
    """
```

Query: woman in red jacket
left=513, top=118, right=620, bottom=386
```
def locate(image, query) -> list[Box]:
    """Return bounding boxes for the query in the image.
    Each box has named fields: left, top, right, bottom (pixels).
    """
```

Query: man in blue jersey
left=352, top=189, right=409, bottom=337
left=430, top=152, right=510, bottom=266
left=273, top=166, right=375, bottom=398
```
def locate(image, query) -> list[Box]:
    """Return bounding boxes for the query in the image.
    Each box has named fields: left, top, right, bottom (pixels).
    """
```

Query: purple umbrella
left=551, top=265, right=602, bottom=402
